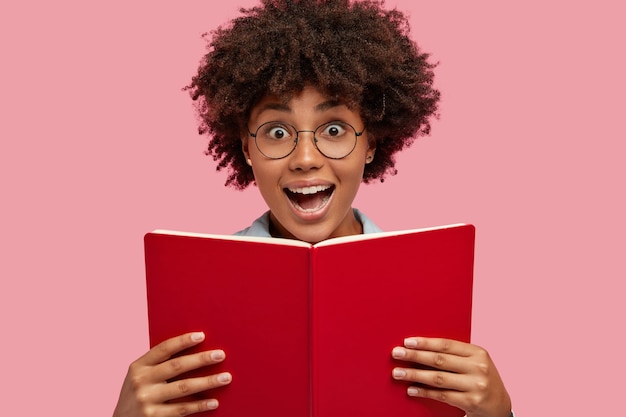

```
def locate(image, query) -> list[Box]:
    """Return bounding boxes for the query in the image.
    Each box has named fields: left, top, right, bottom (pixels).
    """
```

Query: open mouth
left=284, top=185, right=335, bottom=213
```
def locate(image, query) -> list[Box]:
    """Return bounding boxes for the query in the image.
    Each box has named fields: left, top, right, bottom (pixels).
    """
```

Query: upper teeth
left=288, top=185, right=331, bottom=195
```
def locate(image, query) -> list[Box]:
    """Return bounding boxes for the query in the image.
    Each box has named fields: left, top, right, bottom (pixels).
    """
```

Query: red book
left=145, top=223, right=475, bottom=417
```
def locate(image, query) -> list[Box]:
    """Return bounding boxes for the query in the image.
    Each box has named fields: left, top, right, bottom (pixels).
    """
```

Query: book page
left=313, top=223, right=468, bottom=247
left=150, top=229, right=312, bottom=248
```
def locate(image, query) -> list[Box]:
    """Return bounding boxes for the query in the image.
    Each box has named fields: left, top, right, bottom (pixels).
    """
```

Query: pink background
left=1, top=1, right=624, bottom=415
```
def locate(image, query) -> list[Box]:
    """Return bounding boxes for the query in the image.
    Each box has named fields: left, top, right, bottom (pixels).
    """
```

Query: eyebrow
left=255, top=99, right=344, bottom=117
left=315, top=100, right=343, bottom=112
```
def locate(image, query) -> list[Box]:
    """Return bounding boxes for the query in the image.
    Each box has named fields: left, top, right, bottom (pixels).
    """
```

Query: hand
left=391, top=337, right=511, bottom=417
left=113, top=332, right=232, bottom=417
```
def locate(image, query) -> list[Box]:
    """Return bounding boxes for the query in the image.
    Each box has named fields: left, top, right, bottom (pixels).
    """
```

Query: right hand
left=113, top=331, right=232, bottom=417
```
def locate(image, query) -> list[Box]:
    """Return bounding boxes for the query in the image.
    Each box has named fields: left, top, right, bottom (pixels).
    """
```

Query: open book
left=145, top=223, right=475, bottom=417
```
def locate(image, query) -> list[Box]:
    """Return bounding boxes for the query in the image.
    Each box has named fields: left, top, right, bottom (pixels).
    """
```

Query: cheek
left=250, top=162, right=282, bottom=191
left=334, top=160, right=367, bottom=188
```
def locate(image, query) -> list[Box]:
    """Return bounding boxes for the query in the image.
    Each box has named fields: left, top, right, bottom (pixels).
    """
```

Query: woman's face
left=242, top=86, right=375, bottom=244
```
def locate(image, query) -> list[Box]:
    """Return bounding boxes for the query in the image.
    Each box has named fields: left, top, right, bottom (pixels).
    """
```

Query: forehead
left=249, top=87, right=359, bottom=120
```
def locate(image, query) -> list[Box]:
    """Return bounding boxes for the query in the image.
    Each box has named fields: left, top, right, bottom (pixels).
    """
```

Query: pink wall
left=1, top=1, right=624, bottom=416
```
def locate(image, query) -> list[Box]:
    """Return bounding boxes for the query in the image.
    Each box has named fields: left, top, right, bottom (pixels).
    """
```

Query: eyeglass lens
left=253, top=121, right=360, bottom=159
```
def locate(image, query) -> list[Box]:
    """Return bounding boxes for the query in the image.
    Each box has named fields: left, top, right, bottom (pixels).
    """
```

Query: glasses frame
left=248, top=120, right=365, bottom=160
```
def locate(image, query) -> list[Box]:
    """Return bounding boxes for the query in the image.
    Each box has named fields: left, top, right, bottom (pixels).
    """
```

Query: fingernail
left=392, top=368, right=407, bottom=379
left=206, top=399, right=219, bottom=409
left=407, top=387, right=419, bottom=396
left=404, top=337, right=418, bottom=348
left=191, top=332, right=205, bottom=342
left=392, top=347, right=406, bottom=358
left=210, top=350, right=225, bottom=361
left=217, top=372, right=232, bottom=383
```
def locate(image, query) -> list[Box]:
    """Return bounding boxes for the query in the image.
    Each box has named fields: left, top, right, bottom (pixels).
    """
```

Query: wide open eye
left=317, top=122, right=349, bottom=140
left=259, top=122, right=295, bottom=141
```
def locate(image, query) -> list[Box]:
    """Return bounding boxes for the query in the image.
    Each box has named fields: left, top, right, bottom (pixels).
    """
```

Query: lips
left=284, top=184, right=335, bottom=212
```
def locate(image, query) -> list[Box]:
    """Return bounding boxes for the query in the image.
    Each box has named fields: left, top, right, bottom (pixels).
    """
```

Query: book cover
left=144, top=223, right=475, bottom=416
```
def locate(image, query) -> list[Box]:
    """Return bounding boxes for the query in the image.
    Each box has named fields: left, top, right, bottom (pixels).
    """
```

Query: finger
left=158, top=372, right=233, bottom=403
left=146, top=398, right=220, bottom=417
left=140, top=332, right=207, bottom=366
left=403, top=337, right=476, bottom=357
left=391, top=346, right=469, bottom=374
left=153, top=349, right=227, bottom=383
left=392, top=367, right=471, bottom=393
left=405, top=385, right=469, bottom=411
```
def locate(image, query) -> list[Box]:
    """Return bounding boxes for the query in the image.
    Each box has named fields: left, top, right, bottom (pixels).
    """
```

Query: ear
left=363, top=131, right=376, bottom=164
left=365, top=145, right=376, bottom=164
left=241, top=137, right=253, bottom=166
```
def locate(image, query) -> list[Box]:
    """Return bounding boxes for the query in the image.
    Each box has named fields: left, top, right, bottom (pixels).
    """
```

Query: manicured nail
left=407, top=387, right=419, bottom=396
left=217, top=372, right=232, bottom=383
left=404, top=337, right=418, bottom=348
left=206, top=399, right=219, bottom=409
left=191, top=332, right=205, bottom=342
left=210, top=350, right=225, bottom=361
left=392, top=368, right=407, bottom=379
left=392, top=347, right=406, bottom=358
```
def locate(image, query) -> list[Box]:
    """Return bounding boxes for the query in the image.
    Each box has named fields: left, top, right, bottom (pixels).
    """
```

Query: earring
left=366, top=155, right=374, bottom=163
left=246, top=158, right=252, bottom=166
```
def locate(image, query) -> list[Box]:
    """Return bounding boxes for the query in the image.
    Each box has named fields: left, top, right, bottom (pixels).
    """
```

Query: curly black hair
left=186, top=0, right=440, bottom=189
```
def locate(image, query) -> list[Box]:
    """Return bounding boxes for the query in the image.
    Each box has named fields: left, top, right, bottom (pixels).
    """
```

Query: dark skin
left=115, top=1, right=512, bottom=414
left=113, top=332, right=231, bottom=416
left=113, top=334, right=511, bottom=417
left=113, top=90, right=512, bottom=417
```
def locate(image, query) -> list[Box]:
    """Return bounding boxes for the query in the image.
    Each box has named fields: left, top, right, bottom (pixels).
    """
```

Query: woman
left=114, top=1, right=512, bottom=416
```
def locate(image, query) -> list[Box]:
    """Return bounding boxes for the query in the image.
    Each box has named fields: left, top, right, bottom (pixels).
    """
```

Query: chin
left=284, top=221, right=335, bottom=244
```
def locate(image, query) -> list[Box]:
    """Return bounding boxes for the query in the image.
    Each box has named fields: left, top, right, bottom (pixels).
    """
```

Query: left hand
left=391, top=337, right=511, bottom=417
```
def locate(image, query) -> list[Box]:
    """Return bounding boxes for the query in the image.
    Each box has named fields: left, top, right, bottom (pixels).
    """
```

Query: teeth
left=288, top=185, right=332, bottom=195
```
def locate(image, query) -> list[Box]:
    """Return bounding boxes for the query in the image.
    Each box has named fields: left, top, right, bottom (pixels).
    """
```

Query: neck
left=268, top=208, right=363, bottom=243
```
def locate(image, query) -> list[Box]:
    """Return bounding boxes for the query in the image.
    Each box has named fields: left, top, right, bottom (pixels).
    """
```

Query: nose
left=288, top=130, right=324, bottom=171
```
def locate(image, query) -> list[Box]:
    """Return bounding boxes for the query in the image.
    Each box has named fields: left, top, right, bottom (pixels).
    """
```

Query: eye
left=318, top=122, right=349, bottom=138
left=269, top=127, right=288, bottom=139
left=259, top=123, right=294, bottom=141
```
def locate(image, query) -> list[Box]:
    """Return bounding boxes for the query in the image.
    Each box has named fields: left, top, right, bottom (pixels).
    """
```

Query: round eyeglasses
left=248, top=121, right=365, bottom=160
